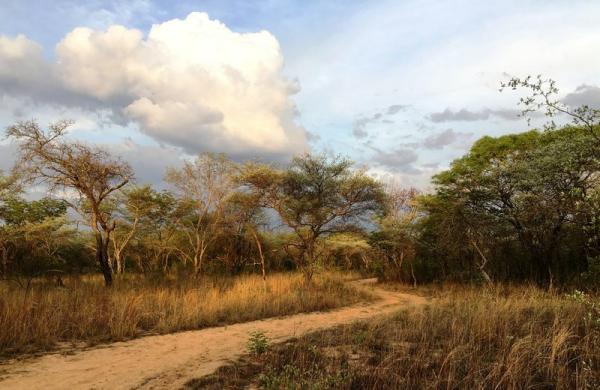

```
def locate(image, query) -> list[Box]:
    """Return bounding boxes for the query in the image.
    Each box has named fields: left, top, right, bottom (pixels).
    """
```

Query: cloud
left=305, top=130, right=321, bottom=143
left=422, top=162, right=440, bottom=169
left=370, top=146, right=420, bottom=174
left=105, top=139, right=184, bottom=187
left=563, top=84, right=600, bottom=108
left=423, top=129, right=472, bottom=149
left=0, top=12, right=307, bottom=160
left=352, top=103, right=407, bottom=138
left=352, top=117, right=372, bottom=138
left=428, top=107, right=521, bottom=123
left=386, top=104, right=409, bottom=115
left=0, top=143, right=17, bottom=172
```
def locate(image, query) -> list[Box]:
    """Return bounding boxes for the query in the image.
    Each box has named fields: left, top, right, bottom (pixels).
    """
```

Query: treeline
left=0, top=123, right=385, bottom=286
left=1, top=76, right=599, bottom=288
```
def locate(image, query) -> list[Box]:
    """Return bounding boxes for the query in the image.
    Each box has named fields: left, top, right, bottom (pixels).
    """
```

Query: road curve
left=0, top=279, right=426, bottom=390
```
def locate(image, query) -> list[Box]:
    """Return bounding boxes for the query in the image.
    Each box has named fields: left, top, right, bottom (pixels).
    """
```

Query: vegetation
left=239, top=155, right=385, bottom=283
left=189, top=284, right=600, bottom=389
left=1, top=75, right=599, bottom=388
left=0, top=272, right=369, bottom=357
left=2, top=78, right=599, bottom=289
left=6, top=120, right=132, bottom=286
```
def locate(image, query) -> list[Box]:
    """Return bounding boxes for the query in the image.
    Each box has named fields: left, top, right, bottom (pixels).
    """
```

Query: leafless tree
left=165, top=153, right=236, bottom=276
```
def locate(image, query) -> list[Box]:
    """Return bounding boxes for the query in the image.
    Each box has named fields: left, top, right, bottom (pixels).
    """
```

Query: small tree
left=6, top=120, right=132, bottom=286
left=240, top=154, right=386, bottom=283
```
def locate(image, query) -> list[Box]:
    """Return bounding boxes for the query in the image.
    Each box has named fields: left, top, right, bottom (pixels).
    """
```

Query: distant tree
left=165, top=153, right=236, bottom=276
left=370, top=186, right=421, bottom=286
left=240, top=154, right=386, bottom=283
left=0, top=171, right=21, bottom=276
left=1, top=197, right=67, bottom=226
left=0, top=171, right=18, bottom=201
left=110, top=185, right=163, bottom=274
left=6, top=120, right=133, bottom=286
left=0, top=191, right=72, bottom=281
left=129, top=189, right=179, bottom=273
left=322, top=233, right=371, bottom=271
left=221, top=191, right=268, bottom=278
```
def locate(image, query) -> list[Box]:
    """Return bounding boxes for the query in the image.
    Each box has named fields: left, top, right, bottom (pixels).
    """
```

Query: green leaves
left=0, top=197, right=67, bottom=226
left=425, top=124, right=600, bottom=284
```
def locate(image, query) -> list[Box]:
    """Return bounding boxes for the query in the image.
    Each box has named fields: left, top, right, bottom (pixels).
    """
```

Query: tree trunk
left=360, top=254, right=370, bottom=270
left=303, top=242, right=315, bottom=285
left=470, top=239, right=492, bottom=285
left=95, top=233, right=113, bottom=287
left=115, top=252, right=123, bottom=274
left=252, top=231, right=266, bottom=283
left=303, top=266, right=314, bottom=285
left=0, top=245, right=7, bottom=276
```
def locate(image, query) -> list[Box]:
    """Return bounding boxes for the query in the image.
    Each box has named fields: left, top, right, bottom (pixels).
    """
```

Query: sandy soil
left=0, top=279, right=426, bottom=390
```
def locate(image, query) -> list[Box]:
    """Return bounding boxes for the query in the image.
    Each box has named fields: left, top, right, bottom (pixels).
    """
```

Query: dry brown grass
left=192, top=284, right=600, bottom=389
left=0, top=272, right=370, bottom=358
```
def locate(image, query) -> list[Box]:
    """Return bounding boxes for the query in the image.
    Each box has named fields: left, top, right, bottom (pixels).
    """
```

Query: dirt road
left=0, top=279, right=426, bottom=390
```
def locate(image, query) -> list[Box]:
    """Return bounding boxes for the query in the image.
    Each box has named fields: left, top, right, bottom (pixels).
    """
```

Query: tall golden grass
left=193, top=284, right=600, bottom=389
left=0, top=272, right=369, bottom=358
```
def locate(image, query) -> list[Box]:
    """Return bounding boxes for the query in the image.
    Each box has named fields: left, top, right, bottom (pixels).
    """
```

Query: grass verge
left=0, top=272, right=371, bottom=358
left=190, top=284, right=600, bottom=389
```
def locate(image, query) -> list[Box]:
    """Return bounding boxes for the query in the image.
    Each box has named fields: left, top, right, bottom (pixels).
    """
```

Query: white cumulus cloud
left=0, top=12, right=308, bottom=160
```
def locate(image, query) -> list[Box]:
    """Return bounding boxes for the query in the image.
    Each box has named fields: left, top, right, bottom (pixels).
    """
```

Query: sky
left=1, top=0, right=600, bottom=189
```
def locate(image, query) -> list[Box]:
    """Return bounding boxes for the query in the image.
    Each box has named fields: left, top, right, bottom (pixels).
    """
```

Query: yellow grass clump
left=193, top=284, right=600, bottom=389
left=0, top=272, right=370, bottom=358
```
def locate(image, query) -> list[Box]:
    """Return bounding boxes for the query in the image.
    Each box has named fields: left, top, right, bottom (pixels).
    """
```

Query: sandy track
left=0, top=279, right=425, bottom=390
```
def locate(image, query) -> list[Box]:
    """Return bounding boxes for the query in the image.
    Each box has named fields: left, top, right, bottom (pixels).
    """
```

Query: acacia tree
left=165, top=153, right=236, bottom=276
left=6, top=120, right=132, bottom=286
left=240, top=154, right=386, bottom=283
left=129, top=190, right=179, bottom=273
left=110, top=185, right=161, bottom=274
left=322, top=233, right=371, bottom=270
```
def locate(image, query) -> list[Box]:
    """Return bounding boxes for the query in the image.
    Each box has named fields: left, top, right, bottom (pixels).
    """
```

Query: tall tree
left=6, top=120, right=132, bottom=286
left=430, top=127, right=600, bottom=284
left=240, top=154, right=386, bottom=283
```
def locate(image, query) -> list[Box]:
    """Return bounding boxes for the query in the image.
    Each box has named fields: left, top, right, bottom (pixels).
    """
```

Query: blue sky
left=1, top=0, right=600, bottom=188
